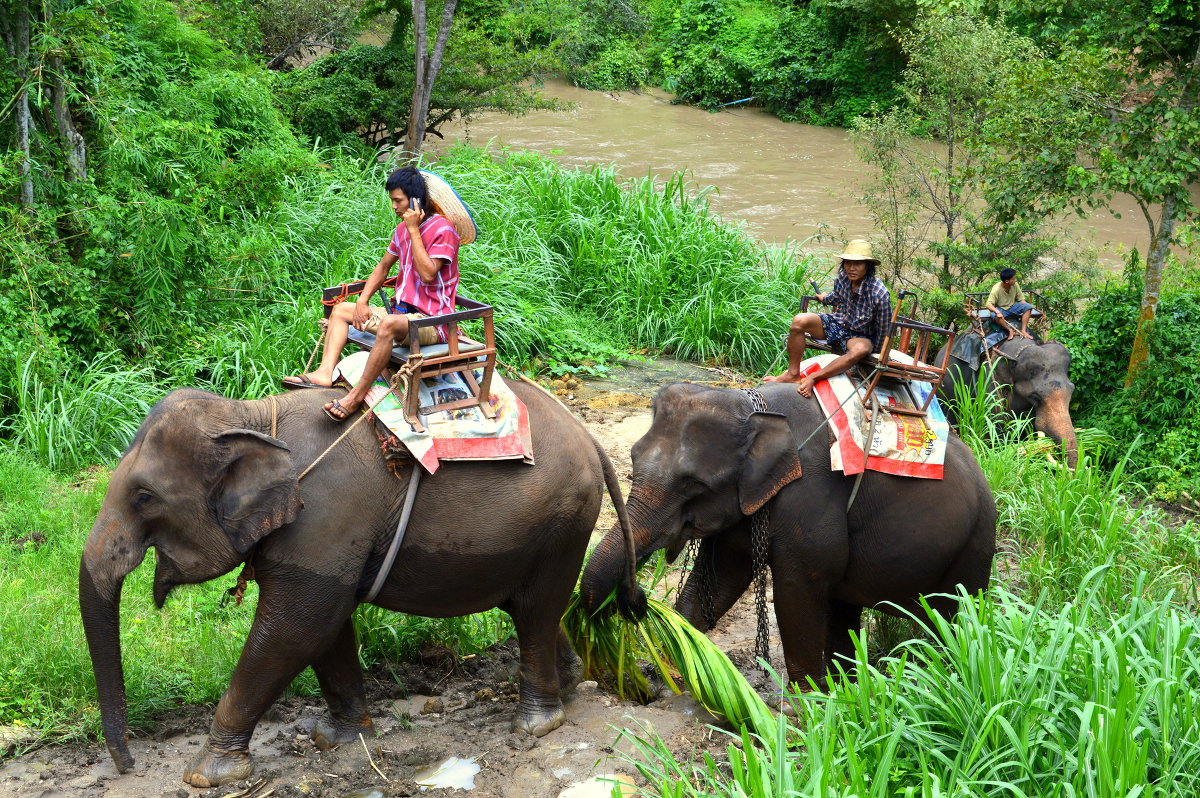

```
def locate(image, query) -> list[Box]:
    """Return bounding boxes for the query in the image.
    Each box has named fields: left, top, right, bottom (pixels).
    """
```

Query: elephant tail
left=593, top=438, right=647, bottom=621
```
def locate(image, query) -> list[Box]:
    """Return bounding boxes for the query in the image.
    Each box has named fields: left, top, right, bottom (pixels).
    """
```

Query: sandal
left=282, top=373, right=333, bottom=390
left=322, top=398, right=359, bottom=422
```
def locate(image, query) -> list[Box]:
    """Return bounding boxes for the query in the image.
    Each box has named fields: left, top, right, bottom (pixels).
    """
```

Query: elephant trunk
left=580, top=486, right=676, bottom=616
left=78, top=515, right=148, bottom=774
left=1035, top=389, right=1078, bottom=470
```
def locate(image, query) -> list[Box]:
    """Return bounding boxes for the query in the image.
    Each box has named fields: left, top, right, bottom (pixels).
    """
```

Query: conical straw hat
left=421, top=170, right=477, bottom=246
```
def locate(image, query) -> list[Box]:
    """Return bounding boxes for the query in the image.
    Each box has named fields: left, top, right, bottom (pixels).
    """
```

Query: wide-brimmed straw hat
left=420, top=169, right=477, bottom=245
left=838, top=239, right=879, bottom=265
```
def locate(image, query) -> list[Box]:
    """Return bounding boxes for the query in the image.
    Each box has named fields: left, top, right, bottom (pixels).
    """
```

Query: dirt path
left=1, top=362, right=774, bottom=798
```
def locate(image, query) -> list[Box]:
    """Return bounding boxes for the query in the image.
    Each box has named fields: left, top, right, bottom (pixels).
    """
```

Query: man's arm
left=349, top=252, right=399, bottom=328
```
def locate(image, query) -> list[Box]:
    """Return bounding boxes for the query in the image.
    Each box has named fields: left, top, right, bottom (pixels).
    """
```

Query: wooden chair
left=322, top=278, right=497, bottom=433
left=798, top=291, right=954, bottom=416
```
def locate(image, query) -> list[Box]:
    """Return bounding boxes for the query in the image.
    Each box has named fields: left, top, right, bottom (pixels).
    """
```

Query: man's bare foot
left=797, top=376, right=817, bottom=398
left=1019, top=329, right=1033, bottom=339
left=764, top=370, right=803, bottom=384
left=1005, top=329, right=1016, bottom=340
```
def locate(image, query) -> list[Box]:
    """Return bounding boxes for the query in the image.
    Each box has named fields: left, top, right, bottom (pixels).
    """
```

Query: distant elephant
left=580, top=382, right=996, bottom=690
left=79, top=384, right=636, bottom=788
left=936, top=334, right=1078, bottom=469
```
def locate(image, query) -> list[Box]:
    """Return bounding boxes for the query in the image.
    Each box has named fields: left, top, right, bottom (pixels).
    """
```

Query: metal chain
left=683, top=539, right=718, bottom=630
left=750, top=506, right=771, bottom=671
left=742, top=388, right=772, bottom=672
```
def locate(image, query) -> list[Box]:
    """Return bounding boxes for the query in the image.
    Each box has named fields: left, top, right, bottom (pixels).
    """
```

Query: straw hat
left=838, top=239, right=879, bottom=265
left=421, top=169, right=477, bottom=246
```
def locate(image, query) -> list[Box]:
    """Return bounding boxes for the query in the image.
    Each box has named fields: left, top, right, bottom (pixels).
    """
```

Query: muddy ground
left=1, top=360, right=783, bottom=798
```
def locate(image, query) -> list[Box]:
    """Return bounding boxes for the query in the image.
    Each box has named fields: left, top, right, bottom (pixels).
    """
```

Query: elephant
left=79, top=383, right=637, bottom=788
left=936, top=333, right=1078, bottom=469
left=580, top=381, right=996, bottom=690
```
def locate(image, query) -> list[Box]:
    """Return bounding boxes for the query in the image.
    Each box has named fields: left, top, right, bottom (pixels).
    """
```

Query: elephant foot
left=558, top=652, right=584, bottom=696
left=311, top=711, right=374, bottom=751
left=183, top=743, right=253, bottom=788
left=511, top=703, right=565, bottom=738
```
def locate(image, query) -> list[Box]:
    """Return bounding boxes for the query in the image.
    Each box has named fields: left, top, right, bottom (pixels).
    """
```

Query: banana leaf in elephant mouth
left=801, top=353, right=950, bottom=479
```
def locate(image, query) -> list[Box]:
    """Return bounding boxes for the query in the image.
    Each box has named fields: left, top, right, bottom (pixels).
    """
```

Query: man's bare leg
left=764, top=314, right=825, bottom=384
left=284, top=301, right=358, bottom=388
left=323, top=313, right=410, bottom=418
left=1019, top=308, right=1033, bottom=338
left=795, top=338, right=872, bottom=398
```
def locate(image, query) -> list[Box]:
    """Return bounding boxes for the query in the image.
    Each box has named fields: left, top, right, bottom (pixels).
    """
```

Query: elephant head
left=78, top=390, right=302, bottom=773
left=580, top=383, right=803, bottom=615
left=995, top=339, right=1078, bottom=469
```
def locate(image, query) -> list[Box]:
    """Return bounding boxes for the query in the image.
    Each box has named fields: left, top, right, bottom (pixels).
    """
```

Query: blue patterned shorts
left=817, top=313, right=852, bottom=354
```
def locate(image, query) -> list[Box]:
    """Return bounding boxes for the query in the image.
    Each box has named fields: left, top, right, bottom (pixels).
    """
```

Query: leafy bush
left=1056, top=262, right=1200, bottom=500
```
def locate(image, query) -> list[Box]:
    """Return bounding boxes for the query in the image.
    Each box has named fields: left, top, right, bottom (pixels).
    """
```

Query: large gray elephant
left=936, top=334, right=1078, bottom=469
left=79, top=383, right=636, bottom=788
left=580, top=382, right=996, bottom=689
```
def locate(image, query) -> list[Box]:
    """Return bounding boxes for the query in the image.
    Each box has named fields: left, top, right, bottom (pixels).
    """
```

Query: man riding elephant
left=765, top=240, right=892, bottom=398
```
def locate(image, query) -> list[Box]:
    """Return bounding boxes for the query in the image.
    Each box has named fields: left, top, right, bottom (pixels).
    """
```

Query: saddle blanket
left=801, top=353, right=949, bottom=479
left=336, top=351, right=534, bottom=475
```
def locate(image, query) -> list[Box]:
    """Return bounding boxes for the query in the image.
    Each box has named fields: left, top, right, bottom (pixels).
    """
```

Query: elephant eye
left=132, top=490, right=154, bottom=509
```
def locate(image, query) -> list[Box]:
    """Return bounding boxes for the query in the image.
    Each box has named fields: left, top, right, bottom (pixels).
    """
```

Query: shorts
left=817, top=313, right=853, bottom=354
left=362, top=305, right=442, bottom=346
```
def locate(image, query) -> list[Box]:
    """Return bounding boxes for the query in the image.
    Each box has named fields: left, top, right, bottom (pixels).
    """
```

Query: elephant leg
left=310, top=619, right=374, bottom=750
left=676, top=532, right=753, bottom=632
left=184, top=588, right=356, bottom=788
left=506, top=598, right=571, bottom=737
left=556, top=626, right=583, bottom=696
left=826, top=600, right=862, bottom=676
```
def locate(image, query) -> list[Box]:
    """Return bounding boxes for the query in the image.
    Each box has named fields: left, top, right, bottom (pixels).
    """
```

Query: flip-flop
left=282, top=374, right=332, bottom=390
left=322, top=398, right=358, bottom=422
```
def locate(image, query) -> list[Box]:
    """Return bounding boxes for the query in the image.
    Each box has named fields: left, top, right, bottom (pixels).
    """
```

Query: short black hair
left=1000, top=267, right=1017, bottom=281
left=385, top=166, right=429, bottom=206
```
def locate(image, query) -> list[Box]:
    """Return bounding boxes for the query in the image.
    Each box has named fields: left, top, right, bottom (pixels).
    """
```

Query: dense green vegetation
left=2, top=0, right=1199, bottom=793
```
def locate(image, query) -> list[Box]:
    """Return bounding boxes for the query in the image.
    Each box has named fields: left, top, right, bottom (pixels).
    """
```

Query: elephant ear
left=210, top=429, right=303, bottom=553
left=737, top=411, right=803, bottom=516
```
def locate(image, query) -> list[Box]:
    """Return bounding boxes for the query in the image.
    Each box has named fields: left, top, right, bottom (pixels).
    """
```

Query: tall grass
left=1, top=352, right=165, bottom=473
left=621, top=574, right=1200, bottom=797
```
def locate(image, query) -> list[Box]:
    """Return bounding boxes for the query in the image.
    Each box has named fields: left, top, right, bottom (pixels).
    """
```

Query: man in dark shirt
left=765, top=240, right=893, bottom=398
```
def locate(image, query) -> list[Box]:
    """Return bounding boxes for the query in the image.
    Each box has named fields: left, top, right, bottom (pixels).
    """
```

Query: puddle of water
left=413, top=756, right=481, bottom=791
left=558, top=773, right=637, bottom=798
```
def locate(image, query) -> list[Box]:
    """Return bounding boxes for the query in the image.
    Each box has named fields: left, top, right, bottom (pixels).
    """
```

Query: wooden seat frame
left=322, top=278, right=497, bottom=433
left=799, top=291, right=954, bottom=416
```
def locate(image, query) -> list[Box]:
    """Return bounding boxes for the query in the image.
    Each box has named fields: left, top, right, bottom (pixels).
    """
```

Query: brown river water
left=432, top=80, right=1195, bottom=269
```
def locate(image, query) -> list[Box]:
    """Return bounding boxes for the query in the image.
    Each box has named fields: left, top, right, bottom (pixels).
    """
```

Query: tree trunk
left=49, top=53, right=87, bottom=182
left=403, top=0, right=457, bottom=162
left=1124, top=191, right=1175, bottom=386
left=1124, top=39, right=1200, bottom=385
left=10, top=0, right=34, bottom=207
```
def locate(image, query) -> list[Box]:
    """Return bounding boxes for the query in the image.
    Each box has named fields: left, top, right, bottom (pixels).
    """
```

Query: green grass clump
left=621, top=574, right=1200, bottom=797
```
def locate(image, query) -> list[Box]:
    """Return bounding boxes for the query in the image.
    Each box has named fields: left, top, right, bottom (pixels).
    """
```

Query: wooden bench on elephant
left=798, top=291, right=954, bottom=416
left=322, top=279, right=497, bottom=432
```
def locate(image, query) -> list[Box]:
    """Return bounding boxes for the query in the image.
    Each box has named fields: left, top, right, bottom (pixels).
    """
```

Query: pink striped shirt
left=386, top=215, right=461, bottom=340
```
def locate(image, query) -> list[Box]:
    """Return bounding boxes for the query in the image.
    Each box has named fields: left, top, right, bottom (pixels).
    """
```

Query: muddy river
left=433, top=80, right=1195, bottom=267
